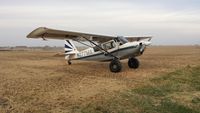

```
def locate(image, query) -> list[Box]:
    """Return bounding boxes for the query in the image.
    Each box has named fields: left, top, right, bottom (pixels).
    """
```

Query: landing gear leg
left=128, top=57, right=139, bottom=69
left=109, top=59, right=122, bottom=73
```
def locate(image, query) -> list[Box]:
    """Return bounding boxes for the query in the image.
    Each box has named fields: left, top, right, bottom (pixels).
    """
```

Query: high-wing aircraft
left=27, top=27, right=152, bottom=73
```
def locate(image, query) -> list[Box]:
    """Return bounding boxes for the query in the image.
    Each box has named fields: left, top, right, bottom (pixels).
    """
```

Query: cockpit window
left=93, top=41, right=116, bottom=52
left=102, top=41, right=116, bottom=50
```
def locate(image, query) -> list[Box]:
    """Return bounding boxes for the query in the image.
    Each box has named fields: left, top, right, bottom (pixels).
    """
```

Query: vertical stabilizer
left=64, top=40, right=79, bottom=61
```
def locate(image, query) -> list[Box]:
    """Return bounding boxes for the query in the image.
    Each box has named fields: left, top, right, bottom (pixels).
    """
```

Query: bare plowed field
left=0, top=46, right=199, bottom=113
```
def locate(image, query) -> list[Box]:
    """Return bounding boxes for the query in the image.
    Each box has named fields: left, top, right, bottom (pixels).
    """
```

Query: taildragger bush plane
left=27, top=27, right=152, bottom=73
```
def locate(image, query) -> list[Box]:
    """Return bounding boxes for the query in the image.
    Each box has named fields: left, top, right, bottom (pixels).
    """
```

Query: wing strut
left=82, top=36, right=118, bottom=59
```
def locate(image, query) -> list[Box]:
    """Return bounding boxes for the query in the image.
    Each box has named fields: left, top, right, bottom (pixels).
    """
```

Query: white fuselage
left=68, top=40, right=151, bottom=62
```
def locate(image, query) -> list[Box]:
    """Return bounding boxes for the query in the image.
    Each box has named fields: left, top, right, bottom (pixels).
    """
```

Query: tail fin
left=64, top=40, right=79, bottom=60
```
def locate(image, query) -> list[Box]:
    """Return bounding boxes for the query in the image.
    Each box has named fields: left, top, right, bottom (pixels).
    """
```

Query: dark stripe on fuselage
left=66, top=40, right=73, bottom=47
left=74, top=45, right=138, bottom=60
left=65, top=44, right=72, bottom=49
left=65, top=50, right=72, bottom=53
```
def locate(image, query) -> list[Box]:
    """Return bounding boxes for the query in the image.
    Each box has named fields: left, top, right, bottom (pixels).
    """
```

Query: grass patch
left=158, top=98, right=198, bottom=113
left=134, top=66, right=200, bottom=97
left=79, top=66, right=200, bottom=113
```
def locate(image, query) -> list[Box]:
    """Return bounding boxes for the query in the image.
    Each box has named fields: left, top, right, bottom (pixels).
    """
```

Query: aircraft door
left=102, top=40, right=117, bottom=51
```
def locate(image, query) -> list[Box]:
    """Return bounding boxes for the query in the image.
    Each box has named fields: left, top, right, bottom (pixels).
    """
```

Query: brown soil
left=0, top=46, right=199, bottom=113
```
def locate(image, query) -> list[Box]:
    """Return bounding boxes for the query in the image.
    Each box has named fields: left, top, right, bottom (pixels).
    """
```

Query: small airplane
left=27, top=27, right=152, bottom=73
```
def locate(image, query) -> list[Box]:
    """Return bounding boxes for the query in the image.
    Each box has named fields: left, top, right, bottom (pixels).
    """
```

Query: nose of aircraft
left=138, top=41, right=151, bottom=54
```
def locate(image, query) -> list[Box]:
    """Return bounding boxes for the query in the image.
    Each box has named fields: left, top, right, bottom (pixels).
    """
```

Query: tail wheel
left=109, top=59, right=122, bottom=73
left=68, top=60, right=72, bottom=65
left=128, top=58, right=139, bottom=69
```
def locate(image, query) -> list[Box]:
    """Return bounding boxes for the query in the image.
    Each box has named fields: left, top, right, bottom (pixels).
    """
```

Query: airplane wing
left=27, top=27, right=115, bottom=42
left=27, top=27, right=152, bottom=43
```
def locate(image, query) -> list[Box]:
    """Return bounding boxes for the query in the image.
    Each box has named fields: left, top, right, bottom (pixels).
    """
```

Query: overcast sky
left=0, top=0, right=200, bottom=46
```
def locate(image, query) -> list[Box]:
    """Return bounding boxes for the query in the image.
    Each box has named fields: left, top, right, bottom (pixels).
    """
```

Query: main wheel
left=128, top=58, right=139, bottom=69
left=109, top=59, right=122, bottom=73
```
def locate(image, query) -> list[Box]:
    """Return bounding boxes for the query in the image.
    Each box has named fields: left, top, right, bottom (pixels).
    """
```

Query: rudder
left=65, top=40, right=79, bottom=55
left=64, top=40, right=79, bottom=62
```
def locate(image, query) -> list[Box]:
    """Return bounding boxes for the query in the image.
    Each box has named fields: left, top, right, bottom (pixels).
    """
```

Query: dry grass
left=0, top=46, right=199, bottom=113
left=81, top=65, right=200, bottom=113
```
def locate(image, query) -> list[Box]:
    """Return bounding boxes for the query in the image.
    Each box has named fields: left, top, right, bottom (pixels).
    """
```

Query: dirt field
left=0, top=46, right=199, bottom=113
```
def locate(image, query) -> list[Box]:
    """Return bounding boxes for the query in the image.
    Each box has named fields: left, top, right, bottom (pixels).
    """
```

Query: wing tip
left=27, top=27, right=48, bottom=38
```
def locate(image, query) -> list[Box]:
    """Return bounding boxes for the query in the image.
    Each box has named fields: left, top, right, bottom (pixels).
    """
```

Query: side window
left=111, top=41, right=116, bottom=48
left=103, top=44, right=108, bottom=50
left=103, top=41, right=116, bottom=50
